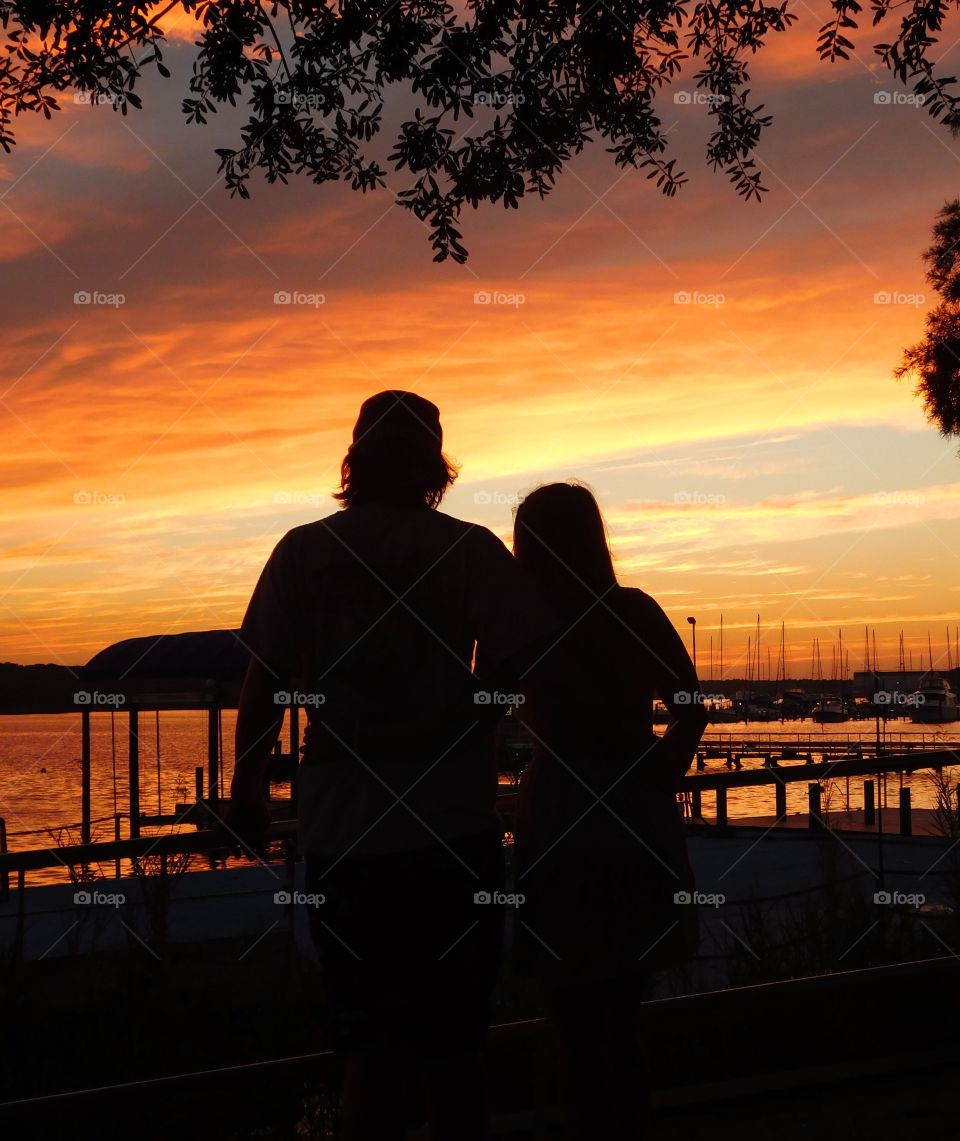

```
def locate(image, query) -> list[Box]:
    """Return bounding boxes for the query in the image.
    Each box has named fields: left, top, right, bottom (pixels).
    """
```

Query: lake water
left=0, top=709, right=242, bottom=850
left=1, top=712, right=957, bottom=884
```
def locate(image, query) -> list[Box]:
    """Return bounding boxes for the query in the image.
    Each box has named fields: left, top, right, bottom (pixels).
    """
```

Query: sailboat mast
left=756, top=614, right=760, bottom=684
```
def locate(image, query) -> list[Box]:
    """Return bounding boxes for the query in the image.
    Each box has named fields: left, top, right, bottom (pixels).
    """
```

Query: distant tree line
left=0, top=662, right=83, bottom=713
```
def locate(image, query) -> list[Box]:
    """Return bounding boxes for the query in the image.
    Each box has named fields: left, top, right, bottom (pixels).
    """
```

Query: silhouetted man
left=228, top=391, right=553, bottom=1141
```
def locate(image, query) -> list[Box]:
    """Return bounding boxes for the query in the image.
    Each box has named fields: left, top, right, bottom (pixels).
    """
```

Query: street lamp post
left=686, top=616, right=697, bottom=672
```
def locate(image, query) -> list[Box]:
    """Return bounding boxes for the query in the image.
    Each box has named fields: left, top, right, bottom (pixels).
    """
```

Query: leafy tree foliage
left=898, top=199, right=960, bottom=439
left=1, top=0, right=958, bottom=260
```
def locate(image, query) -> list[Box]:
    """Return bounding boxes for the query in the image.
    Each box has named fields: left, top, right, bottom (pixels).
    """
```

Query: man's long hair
left=334, top=434, right=459, bottom=508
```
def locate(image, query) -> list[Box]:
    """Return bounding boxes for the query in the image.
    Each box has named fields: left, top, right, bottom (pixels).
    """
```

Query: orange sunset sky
left=4, top=2, right=960, bottom=676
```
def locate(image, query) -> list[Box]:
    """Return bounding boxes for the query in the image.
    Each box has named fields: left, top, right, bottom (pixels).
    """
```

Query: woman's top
left=513, top=585, right=705, bottom=980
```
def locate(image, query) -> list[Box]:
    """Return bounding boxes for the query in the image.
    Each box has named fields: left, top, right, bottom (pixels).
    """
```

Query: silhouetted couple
left=228, top=392, right=707, bottom=1140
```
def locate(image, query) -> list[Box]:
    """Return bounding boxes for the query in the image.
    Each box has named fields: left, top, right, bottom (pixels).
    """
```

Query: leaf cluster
left=2, top=0, right=957, bottom=258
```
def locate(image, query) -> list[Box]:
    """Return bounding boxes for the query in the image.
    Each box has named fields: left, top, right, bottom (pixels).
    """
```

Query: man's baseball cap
left=351, top=391, right=442, bottom=448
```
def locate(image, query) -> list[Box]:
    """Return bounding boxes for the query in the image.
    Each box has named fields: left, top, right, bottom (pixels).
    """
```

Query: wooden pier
left=679, top=747, right=960, bottom=834
left=7, top=717, right=960, bottom=901
left=695, top=732, right=959, bottom=769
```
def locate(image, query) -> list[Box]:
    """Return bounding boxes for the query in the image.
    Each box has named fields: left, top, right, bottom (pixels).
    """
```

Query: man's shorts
left=305, top=828, right=506, bottom=1058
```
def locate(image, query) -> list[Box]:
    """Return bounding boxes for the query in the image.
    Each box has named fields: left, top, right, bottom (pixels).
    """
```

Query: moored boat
left=908, top=675, right=960, bottom=724
left=811, top=697, right=846, bottom=724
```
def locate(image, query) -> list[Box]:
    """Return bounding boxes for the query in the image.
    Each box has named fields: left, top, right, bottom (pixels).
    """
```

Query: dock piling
left=716, top=786, right=728, bottom=829
left=207, top=704, right=219, bottom=808
left=899, top=787, right=912, bottom=836
left=128, top=707, right=140, bottom=840
left=864, top=780, right=875, bottom=826
left=81, top=708, right=91, bottom=845
left=0, top=818, right=7, bottom=903
left=807, top=782, right=822, bottom=829
left=14, top=868, right=25, bottom=963
left=289, top=705, right=300, bottom=818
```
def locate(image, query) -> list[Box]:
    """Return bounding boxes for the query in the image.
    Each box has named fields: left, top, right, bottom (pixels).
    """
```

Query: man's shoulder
left=388, top=508, right=509, bottom=556
left=433, top=511, right=506, bottom=547
left=275, top=508, right=503, bottom=554
left=276, top=512, right=348, bottom=547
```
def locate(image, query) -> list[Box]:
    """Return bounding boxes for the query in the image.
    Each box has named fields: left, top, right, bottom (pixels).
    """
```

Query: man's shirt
left=241, top=503, right=554, bottom=858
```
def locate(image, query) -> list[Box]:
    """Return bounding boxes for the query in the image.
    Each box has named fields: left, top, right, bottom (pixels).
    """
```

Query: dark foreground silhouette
left=229, top=391, right=553, bottom=1139
left=229, top=395, right=705, bottom=1140
left=512, top=483, right=706, bottom=1139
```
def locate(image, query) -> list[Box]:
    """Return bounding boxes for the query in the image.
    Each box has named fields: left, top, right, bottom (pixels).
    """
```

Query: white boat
left=908, top=675, right=960, bottom=723
left=811, top=697, right=846, bottom=724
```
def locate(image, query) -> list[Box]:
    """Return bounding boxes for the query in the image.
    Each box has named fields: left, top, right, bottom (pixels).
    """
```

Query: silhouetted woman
left=512, top=482, right=707, bottom=1141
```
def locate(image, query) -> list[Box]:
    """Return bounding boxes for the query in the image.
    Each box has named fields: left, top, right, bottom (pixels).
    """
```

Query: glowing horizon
left=4, top=6, right=960, bottom=671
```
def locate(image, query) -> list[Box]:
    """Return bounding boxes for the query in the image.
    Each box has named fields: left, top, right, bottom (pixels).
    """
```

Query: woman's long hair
left=513, top=482, right=618, bottom=614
